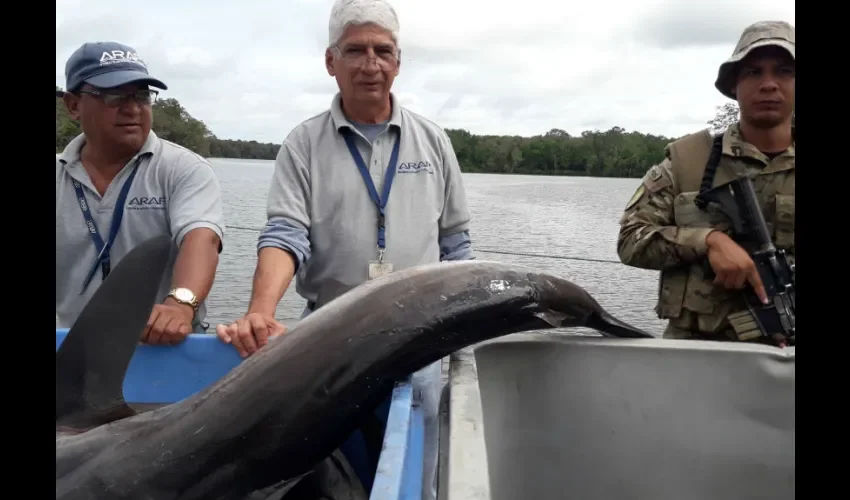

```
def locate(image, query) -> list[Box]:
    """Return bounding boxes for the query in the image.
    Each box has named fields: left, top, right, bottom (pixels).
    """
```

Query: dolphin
left=55, top=236, right=363, bottom=500
left=56, top=244, right=654, bottom=500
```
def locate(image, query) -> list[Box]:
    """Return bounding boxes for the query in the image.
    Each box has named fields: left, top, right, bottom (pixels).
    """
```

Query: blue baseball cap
left=64, top=41, right=168, bottom=92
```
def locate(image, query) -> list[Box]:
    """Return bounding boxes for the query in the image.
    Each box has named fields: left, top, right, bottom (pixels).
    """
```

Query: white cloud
left=56, top=0, right=795, bottom=143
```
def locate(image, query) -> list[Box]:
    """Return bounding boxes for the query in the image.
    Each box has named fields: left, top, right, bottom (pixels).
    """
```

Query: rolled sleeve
left=439, top=230, right=474, bottom=261
left=168, top=160, right=225, bottom=251
left=258, top=216, right=312, bottom=271
left=258, top=141, right=312, bottom=270
left=438, top=132, right=472, bottom=236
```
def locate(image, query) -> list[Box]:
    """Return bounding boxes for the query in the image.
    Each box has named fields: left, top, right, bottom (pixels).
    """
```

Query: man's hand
left=142, top=300, right=194, bottom=345
left=705, top=231, right=768, bottom=304
left=215, top=312, right=287, bottom=358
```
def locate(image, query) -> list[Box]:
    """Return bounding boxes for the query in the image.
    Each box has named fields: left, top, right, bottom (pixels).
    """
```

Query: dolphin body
left=56, top=236, right=654, bottom=500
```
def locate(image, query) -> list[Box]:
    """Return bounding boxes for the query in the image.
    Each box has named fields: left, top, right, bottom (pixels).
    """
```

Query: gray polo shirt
left=258, top=92, right=473, bottom=305
left=56, top=131, right=225, bottom=331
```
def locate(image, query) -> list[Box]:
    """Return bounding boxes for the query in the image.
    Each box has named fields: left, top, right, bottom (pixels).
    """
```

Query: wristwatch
left=166, top=287, right=199, bottom=317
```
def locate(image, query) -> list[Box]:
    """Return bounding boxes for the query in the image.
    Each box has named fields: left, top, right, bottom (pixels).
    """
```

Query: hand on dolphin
left=216, top=312, right=287, bottom=357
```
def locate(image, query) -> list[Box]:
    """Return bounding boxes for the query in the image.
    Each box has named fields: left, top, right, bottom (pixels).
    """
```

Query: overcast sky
left=56, top=0, right=795, bottom=144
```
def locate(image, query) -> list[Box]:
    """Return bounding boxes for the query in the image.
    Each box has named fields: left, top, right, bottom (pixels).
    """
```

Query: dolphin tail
left=56, top=235, right=174, bottom=429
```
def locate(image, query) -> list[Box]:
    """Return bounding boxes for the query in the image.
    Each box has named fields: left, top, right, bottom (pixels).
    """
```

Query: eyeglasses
left=333, top=46, right=399, bottom=70
left=77, top=89, right=159, bottom=107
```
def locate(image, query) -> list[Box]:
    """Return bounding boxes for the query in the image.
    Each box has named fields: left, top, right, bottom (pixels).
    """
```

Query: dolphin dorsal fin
left=56, top=235, right=173, bottom=429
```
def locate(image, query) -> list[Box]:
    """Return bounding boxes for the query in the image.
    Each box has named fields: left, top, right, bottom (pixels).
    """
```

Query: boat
left=55, top=328, right=427, bottom=500
left=56, top=328, right=795, bottom=500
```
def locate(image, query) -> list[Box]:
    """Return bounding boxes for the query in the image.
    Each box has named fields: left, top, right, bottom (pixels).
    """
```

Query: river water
left=207, top=158, right=666, bottom=337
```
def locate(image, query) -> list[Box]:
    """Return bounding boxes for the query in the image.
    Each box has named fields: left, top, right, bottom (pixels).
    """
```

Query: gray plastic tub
left=438, top=334, right=795, bottom=500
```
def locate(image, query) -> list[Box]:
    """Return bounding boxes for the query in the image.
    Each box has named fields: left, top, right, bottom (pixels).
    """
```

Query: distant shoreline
left=207, top=157, right=648, bottom=180
left=56, top=89, right=670, bottom=179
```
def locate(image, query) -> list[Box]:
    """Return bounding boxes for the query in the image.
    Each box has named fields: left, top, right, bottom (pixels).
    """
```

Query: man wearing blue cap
left=56, top=41, right=225, bottom=344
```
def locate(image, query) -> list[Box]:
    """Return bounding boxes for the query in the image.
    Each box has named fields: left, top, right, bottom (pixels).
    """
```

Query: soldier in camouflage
left=616, top=20, right=795, bottom=343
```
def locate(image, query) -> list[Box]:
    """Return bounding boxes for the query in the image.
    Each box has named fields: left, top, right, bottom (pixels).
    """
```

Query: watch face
left=174, top=288, right=194, bottom=302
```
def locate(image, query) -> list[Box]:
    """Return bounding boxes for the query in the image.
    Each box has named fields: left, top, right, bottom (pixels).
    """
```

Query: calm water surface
left=207, top=158, right=665, bottom=337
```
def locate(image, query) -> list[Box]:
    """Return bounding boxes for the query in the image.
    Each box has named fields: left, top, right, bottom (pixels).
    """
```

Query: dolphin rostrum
left=56, top=252, right=654, bottom=500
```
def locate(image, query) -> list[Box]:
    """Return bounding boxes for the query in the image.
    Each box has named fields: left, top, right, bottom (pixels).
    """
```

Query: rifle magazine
left=728, top=309, right=763, bottom=341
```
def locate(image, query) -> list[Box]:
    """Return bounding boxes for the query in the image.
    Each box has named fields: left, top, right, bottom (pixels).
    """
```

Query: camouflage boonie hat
left=714, top=20, right=795, bottom=100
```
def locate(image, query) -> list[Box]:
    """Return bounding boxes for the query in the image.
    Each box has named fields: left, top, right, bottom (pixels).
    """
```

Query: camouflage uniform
left=616, top=21, right=795, bottom=341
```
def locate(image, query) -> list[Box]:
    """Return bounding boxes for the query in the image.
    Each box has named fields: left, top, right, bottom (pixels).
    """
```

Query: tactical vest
left=657, top=128, right=795, bottom=337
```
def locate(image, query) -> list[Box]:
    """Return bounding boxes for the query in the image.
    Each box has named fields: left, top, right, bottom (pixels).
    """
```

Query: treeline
left=445, top=127, right=674, bottom=177
left=56, top=87, right=680, bottom=178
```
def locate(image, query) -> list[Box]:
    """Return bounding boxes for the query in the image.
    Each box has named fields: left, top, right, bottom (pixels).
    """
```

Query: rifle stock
left=694, top=177, right=796, bottom=345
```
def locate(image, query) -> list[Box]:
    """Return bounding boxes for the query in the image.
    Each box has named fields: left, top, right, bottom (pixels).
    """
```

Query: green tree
left=149, top=98, right=215, bottom=156
left=56, top=86, right=82, bottom=151
left=443, top=126, right=675, bottom=178
left=707, top=102, right=740, bottom=133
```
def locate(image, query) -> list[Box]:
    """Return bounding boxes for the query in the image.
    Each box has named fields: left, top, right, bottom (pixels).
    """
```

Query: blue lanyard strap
left=341, top=128, right=400, bottom=253
left=72, top=156, right=143, bottom=294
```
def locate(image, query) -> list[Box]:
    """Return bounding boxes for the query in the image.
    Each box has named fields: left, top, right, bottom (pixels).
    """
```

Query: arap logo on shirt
left=397, top=161, right=433, bottom=174
left=127, top=195, right=167, bottom=211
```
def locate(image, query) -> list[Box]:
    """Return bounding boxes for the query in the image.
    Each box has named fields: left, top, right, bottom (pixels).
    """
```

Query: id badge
left=368, top=261, right=394, bottom=280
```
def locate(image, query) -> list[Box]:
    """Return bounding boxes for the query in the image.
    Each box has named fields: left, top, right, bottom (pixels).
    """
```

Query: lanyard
left=341, top=128, right=400, bottom=261
left=72, top=156, right=143, bottom=294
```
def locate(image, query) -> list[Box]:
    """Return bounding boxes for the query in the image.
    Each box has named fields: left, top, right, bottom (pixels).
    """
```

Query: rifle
left=694, top=176, right=796, bottom=345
